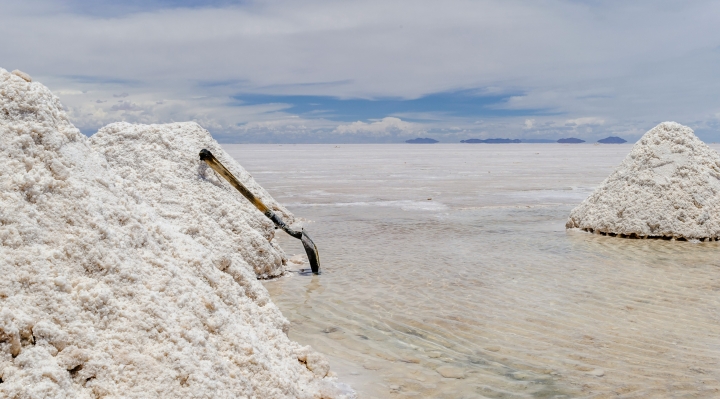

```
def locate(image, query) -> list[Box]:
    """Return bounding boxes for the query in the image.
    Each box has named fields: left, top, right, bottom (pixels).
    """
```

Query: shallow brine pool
left=224, top=144, right=720, bottom=398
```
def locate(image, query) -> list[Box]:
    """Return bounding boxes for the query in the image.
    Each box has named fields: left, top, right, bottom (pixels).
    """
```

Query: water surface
left=224, top=144, right=720, bottom=398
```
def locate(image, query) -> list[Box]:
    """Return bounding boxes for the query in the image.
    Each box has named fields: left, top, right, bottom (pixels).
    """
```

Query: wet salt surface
left=224, top=144, right=720, bottom=398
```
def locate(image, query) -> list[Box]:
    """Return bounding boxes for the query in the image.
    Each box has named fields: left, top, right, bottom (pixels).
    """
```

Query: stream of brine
left=224, top=144, right=720, bottom=399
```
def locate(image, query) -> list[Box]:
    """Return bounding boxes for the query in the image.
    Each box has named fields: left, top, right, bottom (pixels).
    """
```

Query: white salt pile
left=566, top=122, right=720, bottom=240
left=89, top=122, right=292, bottom=279
left=0, top=68, right=353, bottom=398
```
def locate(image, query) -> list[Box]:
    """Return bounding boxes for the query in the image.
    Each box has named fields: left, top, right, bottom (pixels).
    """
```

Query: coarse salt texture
left=0, top=68, right=353, bottom=398
left=566, top=122, right=720, bottom=240
left=89, top=121, right=292, bottom=279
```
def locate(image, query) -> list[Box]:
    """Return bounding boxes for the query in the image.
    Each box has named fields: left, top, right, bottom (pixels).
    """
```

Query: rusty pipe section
left=200, top=149, right=269, bottom=213
left=199, top=149, right=320, bottom=274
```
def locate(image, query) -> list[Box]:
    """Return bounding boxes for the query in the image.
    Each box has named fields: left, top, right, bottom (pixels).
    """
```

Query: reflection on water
left=225, top=144, right=720, bottom=398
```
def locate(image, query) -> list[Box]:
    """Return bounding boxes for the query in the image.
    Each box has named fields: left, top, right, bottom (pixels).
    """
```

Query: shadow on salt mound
left=566, top=122, right=720, bottom=241
left=576, top=228, right=717, bottom=242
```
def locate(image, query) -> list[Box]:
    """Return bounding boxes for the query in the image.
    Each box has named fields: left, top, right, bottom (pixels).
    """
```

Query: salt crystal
left=11, top=69, right=32, bottom=82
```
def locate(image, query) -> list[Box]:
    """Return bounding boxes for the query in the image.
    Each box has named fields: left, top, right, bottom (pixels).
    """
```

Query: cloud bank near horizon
left=2, top=0, right=720, bottom=143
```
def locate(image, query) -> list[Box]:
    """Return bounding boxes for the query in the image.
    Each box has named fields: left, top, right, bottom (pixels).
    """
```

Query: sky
left=2, top=0, right=720, bottom=143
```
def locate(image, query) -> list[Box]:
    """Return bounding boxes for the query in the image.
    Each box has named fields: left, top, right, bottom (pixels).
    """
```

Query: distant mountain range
left=405, top=137, right=438, bottom=144
left=597, top=136, right=627, bottom=144
left=557, top=138, right=585, bottom=143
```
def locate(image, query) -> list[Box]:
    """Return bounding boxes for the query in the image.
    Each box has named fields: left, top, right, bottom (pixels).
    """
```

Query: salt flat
left=226, top=143, right=720, bottom=398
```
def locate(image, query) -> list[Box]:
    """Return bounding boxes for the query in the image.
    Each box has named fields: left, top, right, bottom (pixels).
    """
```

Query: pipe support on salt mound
left=89, top=122, right=294, bottom=279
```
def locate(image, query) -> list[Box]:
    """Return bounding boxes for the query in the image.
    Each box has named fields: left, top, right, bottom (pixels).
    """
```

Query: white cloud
left=1, top=0, right=720, bottom=141
left=333, top=117, right=419, bottom=136
left=109, top=101, right=143, bottom=112
left=564, top=117, right=605, bottom=126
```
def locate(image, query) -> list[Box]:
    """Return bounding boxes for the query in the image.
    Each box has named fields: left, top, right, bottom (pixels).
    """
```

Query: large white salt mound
left=0, top=68, right=351, bottom=398
left=89, top=122, right=292, bottom=279
left=567, top=122, right=720, bottom=239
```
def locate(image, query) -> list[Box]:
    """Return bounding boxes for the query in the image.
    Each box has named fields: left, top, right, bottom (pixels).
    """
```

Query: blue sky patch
left=231, top=90, right=555, bottom=122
